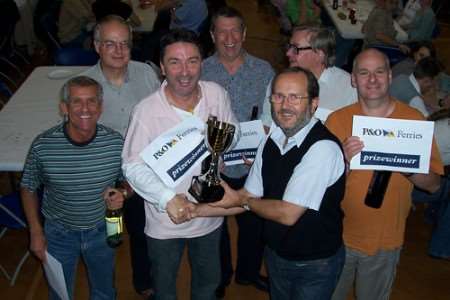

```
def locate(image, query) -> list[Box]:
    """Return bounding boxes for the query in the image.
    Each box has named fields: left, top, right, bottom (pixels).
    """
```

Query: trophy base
left=189, top=176, right=225, bottom=203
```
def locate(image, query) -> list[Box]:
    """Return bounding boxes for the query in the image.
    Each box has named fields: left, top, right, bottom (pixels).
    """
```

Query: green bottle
left=105, top=207, right=123, bottom=248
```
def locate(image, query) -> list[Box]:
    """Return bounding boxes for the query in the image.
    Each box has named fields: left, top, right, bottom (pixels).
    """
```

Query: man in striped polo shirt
left=20, top=76, right=126, bottom=299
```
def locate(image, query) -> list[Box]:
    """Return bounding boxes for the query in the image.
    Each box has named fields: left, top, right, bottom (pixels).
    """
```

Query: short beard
left=271, top=105, right=313, bottom=137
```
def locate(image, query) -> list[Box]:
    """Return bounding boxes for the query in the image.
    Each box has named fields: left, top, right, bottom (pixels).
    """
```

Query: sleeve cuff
left=157, top=189, right=176, bottom=212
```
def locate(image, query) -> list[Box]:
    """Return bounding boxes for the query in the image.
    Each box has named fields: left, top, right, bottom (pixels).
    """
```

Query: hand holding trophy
left=189, top=115, right=235, bottom=203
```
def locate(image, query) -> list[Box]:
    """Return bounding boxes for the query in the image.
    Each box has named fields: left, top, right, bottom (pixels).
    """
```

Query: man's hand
left=103, top=187, right=125, bottom=210
left=166, top=194, right=196, bottom=224
left=30, top=230, right=47, bottom=262
left=209, top=181, right=244, bottom=209
left=342, top=136, right=364, bottom=163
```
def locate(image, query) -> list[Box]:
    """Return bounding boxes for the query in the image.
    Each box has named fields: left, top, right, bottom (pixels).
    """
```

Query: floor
left=1, top=0, right=450, bottom=299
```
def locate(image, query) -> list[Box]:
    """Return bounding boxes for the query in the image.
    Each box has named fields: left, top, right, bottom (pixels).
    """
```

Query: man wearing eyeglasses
left=82, top=15, right=160, bottom=299
left=193, top=67, right=346, bottom=300
left=261, top=25, right=357, bottom=125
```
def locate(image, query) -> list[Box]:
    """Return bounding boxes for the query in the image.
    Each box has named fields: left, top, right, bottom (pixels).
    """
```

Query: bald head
left=353, top=49, right=390, bottom=73
left=351, top=49, right=392, bottom=106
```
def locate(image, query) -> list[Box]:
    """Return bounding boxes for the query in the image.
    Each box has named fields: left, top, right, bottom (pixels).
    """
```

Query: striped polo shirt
left=21, top=123, right=124, bottom=229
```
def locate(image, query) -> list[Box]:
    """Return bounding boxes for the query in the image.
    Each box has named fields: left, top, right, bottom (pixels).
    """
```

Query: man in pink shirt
left=122, top=29, right=237, bottom=299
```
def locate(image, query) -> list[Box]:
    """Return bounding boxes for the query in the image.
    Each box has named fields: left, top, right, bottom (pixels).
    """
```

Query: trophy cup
left=189, top=116, right=235, bottom=203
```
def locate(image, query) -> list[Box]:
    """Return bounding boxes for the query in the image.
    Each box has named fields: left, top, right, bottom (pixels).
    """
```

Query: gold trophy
left=189, top=116, right=235, bottom=203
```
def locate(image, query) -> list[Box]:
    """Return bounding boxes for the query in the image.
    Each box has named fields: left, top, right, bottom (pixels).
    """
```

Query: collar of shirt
left=94, top=61, right=130, bottom=88
left=409, top=73, right=421, bottom=94
left=268, top=118, right=318, bottom=155
left=211, top=51, right=250, bottom=74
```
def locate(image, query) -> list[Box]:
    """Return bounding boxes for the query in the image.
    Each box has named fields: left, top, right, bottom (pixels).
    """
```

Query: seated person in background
left=286, top=0, right=321, bottom=26
left=392, top=40, right=436, bottom=77
left=92, top=0, right=141, bottom=27
left=405, top=0, right=436, bottom=42
left=271, top=0, right=292, bottom=34
left=145, top=0, right=209, bottom=34
left=397, top=0, right=421, bottom=27
left=362, top=0, right=410, bottom=53
left=389, top=57, right=442, bottom=117
left=58, top=0, right=96, bottom=48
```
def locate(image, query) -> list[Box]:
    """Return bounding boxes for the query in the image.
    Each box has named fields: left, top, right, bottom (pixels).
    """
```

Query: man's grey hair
left=352, top=48, right=390, bottom=72
left=292, top=25, right=336, bottom=67
left=61, top=76, right=103, bottom=104
left=93, top=15, right=133, bottom=45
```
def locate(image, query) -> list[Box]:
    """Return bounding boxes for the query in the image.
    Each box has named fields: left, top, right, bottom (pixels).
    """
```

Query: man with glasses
left=82, top=15, right=160, bottom=299
left=261, top=25, right=357, bottom=125
left=193, top=67, right=347, bottom=300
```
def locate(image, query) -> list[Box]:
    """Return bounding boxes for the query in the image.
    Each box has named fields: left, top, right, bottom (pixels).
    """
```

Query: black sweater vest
left=262, top=121, right=345, bottom=261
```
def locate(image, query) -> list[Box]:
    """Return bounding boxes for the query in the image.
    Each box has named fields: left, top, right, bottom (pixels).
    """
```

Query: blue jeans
left=146, top=226, right=221, bottom=300
left=44, top=219, right=116, bottom=300
left=412, top=176, right=450, bottom=258
left=265, top=245, right=345, bottom=300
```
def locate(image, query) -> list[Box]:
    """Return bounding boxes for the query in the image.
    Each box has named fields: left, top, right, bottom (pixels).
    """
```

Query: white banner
left=351, top=115, right=434, bottom=173
left=223, top=120, right=266, bottom=166
left=140, top=116, right=209, bottom=187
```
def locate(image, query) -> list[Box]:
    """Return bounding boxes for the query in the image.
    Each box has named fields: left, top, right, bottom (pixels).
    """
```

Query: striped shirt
left=21, top=123, right=124, bottom=229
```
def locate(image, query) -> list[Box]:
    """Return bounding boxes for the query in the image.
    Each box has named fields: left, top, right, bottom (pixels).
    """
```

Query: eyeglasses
left=98, top=40, right=131, bottom=51
left=286, top=43, right=313, bottom=55
left=271, top=93, right=309, bottom=105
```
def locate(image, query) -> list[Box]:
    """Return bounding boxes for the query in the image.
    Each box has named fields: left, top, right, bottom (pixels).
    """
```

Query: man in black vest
left=192, top=67, right=347, bottom=299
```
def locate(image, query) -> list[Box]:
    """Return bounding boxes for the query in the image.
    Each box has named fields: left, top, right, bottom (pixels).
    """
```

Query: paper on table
left=43, top=251, right=69, bottom=300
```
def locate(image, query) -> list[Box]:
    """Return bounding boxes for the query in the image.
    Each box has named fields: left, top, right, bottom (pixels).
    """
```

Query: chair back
left=54, top=48, right=99, bottom=66
left=0, top=193, right=27, bottom=229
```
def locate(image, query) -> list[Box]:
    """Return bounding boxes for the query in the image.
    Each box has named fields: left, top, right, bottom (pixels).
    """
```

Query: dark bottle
left=364, top=170, right=392, bottom=209
left=250, top=105, right=258, bottom=121
left=332, top=0, right=339, bottom=10
left=105, top=207, right=123, bottom=247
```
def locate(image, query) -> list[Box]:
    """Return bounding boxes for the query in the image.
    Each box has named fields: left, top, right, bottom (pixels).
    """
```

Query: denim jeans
left=146, top=226, right=221, bottom=300
left=265, top=245, right=345, bottom=300
left=413, top=176, right=450, bottom=258
left=44, top=219, right=116, bottom=300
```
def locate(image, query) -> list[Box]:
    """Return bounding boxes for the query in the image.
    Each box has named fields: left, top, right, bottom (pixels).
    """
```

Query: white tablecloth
left=0, top=66, right=88, bottom=171
left=321, top=0, right=408, bottom=41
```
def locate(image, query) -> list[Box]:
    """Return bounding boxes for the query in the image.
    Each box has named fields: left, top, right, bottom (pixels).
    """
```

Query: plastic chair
left=0, top=192, right=30, bottom=286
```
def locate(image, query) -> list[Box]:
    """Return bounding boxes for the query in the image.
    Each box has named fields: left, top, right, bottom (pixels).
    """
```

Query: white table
left=0, top=66, right=88, bottom=171
left=131, top=0, right=158, bottom=32
left=321, top=0, right=408, bottom=41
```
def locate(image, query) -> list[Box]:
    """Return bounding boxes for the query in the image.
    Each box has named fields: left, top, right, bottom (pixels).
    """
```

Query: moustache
left=278, top=109, right=297, bottom=115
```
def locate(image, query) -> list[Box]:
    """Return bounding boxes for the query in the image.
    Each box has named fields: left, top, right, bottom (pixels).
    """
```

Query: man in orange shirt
left=326, top=48, right=443, bottom=300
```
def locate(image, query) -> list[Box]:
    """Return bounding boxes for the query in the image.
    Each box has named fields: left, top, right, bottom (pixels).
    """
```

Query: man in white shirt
left=261, top=25, right=357, bottom=125
left=193, top=67, right=347, bottom=300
